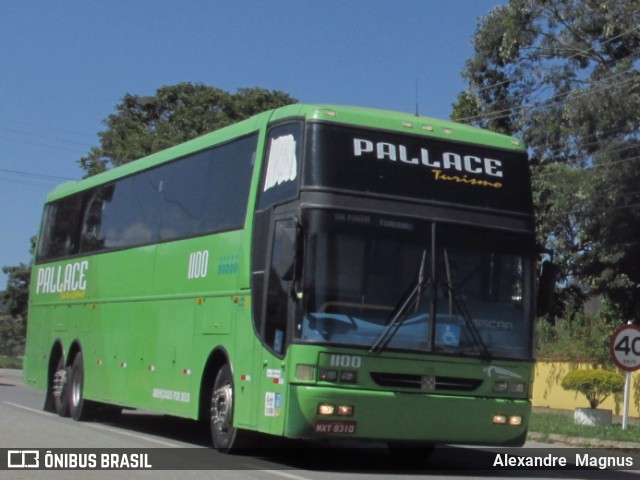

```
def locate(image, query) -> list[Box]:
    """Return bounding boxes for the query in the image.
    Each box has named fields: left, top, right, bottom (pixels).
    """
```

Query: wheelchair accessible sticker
left=436, top=324, right=461, bottom=347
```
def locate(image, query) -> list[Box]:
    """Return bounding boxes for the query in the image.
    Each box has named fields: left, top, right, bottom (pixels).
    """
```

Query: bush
left=0, top=315, right=25, bottom=357
left=535, top=313, right=616, bottom=366
left=560, top=369, right=624, bottom=409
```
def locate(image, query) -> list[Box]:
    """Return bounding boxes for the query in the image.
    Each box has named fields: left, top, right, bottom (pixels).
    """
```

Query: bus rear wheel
left=210, top=364, right=252, bottom=452
left=68, top=352, right=98, bottom=421
left=48, top=355, right=70, bottom=417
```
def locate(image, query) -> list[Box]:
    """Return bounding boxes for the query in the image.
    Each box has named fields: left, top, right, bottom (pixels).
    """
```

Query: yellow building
left=532, top=361, right=639, bottom=417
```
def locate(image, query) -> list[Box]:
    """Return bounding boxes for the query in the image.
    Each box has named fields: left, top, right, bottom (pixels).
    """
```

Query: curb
left=528, top=432, right=640, bottom=450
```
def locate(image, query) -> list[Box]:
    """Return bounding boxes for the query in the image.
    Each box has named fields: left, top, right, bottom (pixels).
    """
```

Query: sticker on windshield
left=264, top=134, right=297, bottom=191
left=436, top=324, right=461, bottom=347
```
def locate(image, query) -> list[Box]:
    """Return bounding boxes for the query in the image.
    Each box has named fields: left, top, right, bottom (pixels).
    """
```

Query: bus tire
left=210, top=364, right=252, bottom=452
left=68, top=352, right=98, bottom=421
left=49, top=356, right=70, bottom=417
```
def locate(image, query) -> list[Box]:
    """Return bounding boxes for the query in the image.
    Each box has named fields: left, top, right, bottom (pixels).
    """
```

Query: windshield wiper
left=370, top=249, right=430, bottom=354
left=441, top=282, right=492, bottom=360
left=440, top=248, right=490, bottom=360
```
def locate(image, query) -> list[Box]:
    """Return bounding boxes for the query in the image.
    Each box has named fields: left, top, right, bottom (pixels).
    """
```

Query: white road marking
left=4, top=401, right=53, bottom=416
left=4, top=401, right=182, bottom=447
left=256, top=469, right=314, bottom=480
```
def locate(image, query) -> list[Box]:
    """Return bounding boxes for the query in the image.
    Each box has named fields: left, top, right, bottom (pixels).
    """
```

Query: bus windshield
left=297, top=210, right=533, bottom=360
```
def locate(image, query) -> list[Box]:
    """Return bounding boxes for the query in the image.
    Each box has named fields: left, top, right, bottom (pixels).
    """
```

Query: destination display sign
left=304, top=123, right=533, bottom=214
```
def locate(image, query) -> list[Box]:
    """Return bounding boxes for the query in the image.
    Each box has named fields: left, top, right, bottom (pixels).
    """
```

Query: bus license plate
left=315, top=420, right=357, bottom=435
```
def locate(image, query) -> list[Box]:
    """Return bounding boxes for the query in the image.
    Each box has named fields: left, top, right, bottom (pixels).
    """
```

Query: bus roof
left=46, top=104, right=525, bottom=202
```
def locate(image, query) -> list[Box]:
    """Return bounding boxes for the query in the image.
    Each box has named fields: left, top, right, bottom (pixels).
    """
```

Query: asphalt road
left=1, top=368, right=638, bottom=480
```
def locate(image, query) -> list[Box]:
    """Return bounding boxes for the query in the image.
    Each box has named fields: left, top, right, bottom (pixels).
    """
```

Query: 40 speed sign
left=610, top=324, right=640, bottom=372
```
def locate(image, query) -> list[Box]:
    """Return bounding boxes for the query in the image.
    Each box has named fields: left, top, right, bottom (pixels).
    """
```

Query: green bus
left=24, top=104, right=536, bottom=452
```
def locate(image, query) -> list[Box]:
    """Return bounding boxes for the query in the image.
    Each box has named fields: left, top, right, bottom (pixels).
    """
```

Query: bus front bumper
left=285, top=385, right=529, bottom=446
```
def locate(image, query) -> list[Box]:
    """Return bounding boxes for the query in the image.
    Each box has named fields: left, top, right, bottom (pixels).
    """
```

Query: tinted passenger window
left=37, top=193, right=86, bottom=260
left=158, top=134, right=257, bottom=241
left=83, top=172, right=160, bottom=250
left=37, top=134, right=258, bottom=262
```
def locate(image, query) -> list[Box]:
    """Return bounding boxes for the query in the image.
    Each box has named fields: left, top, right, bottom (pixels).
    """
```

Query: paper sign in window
left=264, top=134, right=297, bottom=191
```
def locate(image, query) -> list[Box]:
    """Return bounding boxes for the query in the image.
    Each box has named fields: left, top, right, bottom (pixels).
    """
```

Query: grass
left=0, top=356, right=23, bottom=369
left=529, top=410, right=640, bottom=445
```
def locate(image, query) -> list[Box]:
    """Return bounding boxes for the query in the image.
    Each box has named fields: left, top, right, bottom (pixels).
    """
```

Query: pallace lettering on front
left=353, top=137, right=504, bottom=184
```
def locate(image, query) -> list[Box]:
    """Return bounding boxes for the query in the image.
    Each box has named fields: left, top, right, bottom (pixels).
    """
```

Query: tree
left=1, top=238, right=33, bottom=356
left=80, top=83, right=297, bottom=176
left=454, top=0, right=640, bottom=318
left=2, top=84, right=297, bottom=350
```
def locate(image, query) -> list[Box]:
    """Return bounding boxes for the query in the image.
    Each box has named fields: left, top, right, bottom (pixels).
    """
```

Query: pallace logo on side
left=35, top=260, right=89, bottom=299
left=353, top=138, right=504, bottom=188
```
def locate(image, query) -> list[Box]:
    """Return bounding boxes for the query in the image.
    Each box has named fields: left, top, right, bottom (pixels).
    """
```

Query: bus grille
left=370, top=372, right=482, bottom=392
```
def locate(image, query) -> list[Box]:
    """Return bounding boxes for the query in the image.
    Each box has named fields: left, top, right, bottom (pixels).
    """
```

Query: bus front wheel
left=210, top=364, right=252, bottom=452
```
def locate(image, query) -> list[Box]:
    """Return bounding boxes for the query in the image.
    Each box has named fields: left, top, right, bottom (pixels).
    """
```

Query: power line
left=461, top=73, right=639, bottom=124
left=0, top=135, right=87, bottom=155
left=470, top=22, right=640, bottom=95
left=0, top=168, right=76, bottom=182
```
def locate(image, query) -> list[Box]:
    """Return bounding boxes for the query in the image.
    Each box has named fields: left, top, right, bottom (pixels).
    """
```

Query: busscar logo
left=8, top=450, right=39, bottom=468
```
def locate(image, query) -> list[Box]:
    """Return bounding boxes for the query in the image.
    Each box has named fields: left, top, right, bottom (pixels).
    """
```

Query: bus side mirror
left=537, top=261, right=558, bottom=317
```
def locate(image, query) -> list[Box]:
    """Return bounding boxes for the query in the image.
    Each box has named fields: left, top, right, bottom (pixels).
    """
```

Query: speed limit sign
left=610, top=324, right=640, bottom=372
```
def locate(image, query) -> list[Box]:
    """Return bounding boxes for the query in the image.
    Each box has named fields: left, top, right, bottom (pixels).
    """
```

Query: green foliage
left=2, top=263, right=30, bottom=320
left=561, top=369, right=624, bottom=409
left=80, top=83, right=297, bottom=176
left=530, top=411, right=640, bottom=444
left=0, top=316, right=25, bottom=357
left=455, top=0, right=640, bottom=318
left=1, top=236, right=32, bottom=356
left=0, top=356, right=22, bottom=369
left=450, top=91, right=481, bottom=124
left=535, top=313, right=617, bottom=366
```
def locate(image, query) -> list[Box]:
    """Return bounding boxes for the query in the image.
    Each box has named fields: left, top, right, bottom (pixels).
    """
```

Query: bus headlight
left=509, top=415, right=523, bottom=426
left=492, top=381, right=508, bottom=393
left=337, top=405, right=354, bottom=416
left=510, top=382, right=526, bottom=394
left=318, top=403, right=335, bottom=415
left=339, top=370, right=357, bottom=383
left=493, top=414, right=507, bottom=424
left=319, top=369, right=338, bottom=381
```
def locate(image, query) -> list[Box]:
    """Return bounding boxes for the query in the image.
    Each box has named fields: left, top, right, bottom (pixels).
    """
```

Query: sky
left=0, top=0, right=506, bottom=287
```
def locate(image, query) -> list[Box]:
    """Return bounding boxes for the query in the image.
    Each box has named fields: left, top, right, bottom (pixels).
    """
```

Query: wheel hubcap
left=53, top=369, right=66, bottom=399
left=211, top=384, right=233, bottom=433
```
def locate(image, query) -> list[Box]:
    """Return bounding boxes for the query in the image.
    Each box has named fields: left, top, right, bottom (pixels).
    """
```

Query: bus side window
left=37, top=193, right=86, bottom=261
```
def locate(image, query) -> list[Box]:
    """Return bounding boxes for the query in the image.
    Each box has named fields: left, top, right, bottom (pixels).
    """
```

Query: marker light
left=318, top=403, right=335, bottom=416
left=296, top=364, right=315, bottom=381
